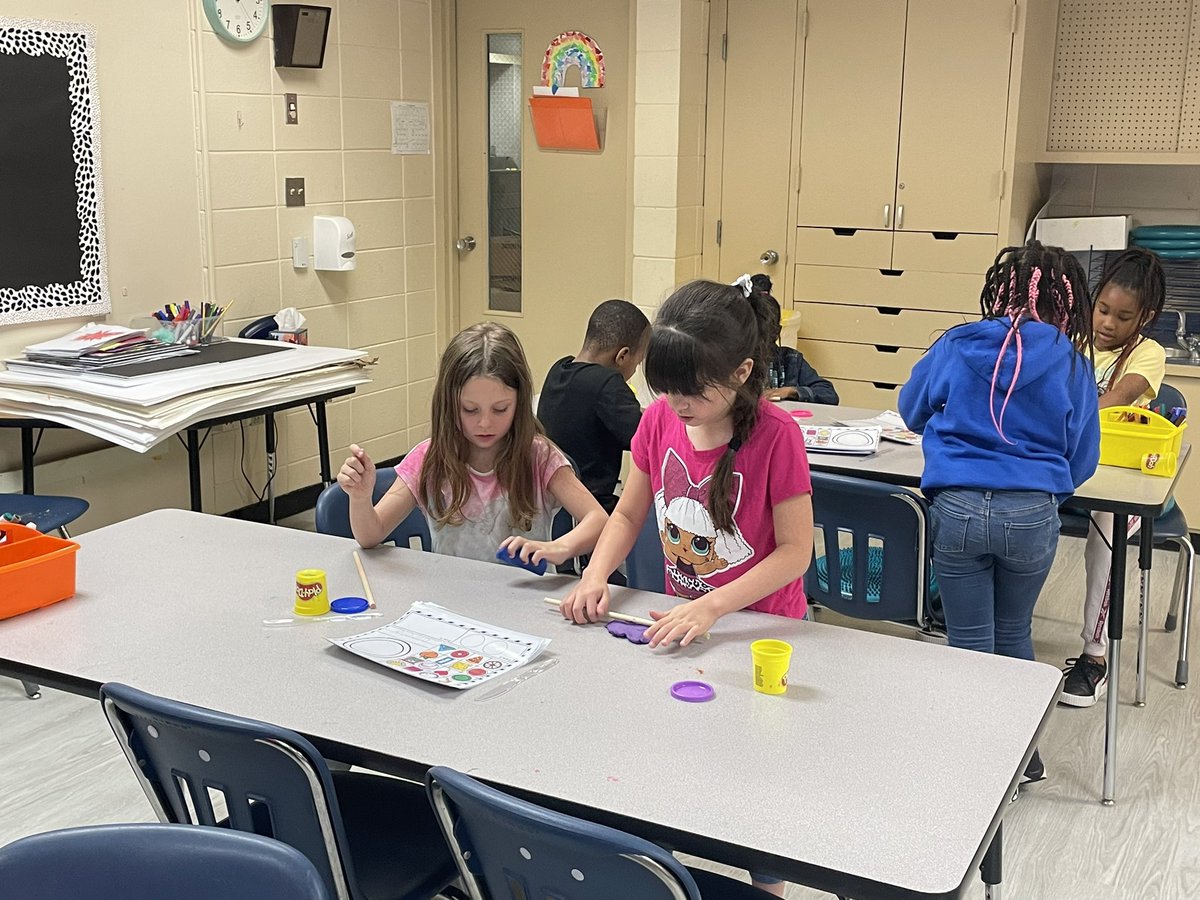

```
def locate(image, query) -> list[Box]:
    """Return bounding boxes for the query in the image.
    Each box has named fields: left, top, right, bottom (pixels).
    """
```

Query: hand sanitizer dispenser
left=313, top=215, right=356, bottom=270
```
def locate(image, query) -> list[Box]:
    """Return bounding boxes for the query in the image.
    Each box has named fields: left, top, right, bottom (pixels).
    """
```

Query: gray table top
left=0, top=510, right=1064, bottom=898
left=784, top=401, right=1191, bottom=515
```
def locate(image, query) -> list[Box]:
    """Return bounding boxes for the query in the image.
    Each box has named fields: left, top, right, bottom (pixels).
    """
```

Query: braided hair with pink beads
left=978, top=241, right=1094, bottom=442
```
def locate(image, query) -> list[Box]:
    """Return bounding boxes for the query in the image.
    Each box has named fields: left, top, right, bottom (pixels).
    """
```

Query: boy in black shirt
left=538, top=299, right=650, bottom=513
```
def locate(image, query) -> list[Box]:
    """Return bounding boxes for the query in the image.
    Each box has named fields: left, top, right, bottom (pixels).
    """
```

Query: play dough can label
left=751, top=639, right=792, bottom=695
left=294, top=569, right=330, bottom=616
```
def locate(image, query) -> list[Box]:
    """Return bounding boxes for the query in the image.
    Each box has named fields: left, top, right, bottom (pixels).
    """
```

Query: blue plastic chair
left=426, top=766, right=768, bottom=900
left=100, top=683, right=460, bottom=900
left=0, top=823, right=330, bottom=900
left=316, top=467, right=431, bottom=551
left=1059, top=382, right=1193, bottom=688
left=804, top=471, right=942, bottom=634
left=1, top=492, right=89, bottom=700
left=625, top=510, right=667, bottom=593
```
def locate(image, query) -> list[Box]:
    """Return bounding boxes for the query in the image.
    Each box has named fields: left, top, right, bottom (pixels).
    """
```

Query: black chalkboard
left=0, top=53, right=82, bottom=288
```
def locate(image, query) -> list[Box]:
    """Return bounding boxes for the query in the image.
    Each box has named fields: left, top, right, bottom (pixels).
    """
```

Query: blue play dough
left=495, top=547, right=547, bottom=575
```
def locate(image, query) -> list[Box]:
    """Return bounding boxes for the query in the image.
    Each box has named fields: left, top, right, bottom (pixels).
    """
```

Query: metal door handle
left=883, top=204, right=891, bottom=228
left=896, top=205, right=904, bottom=229
left=759, top=249, right=779, bottom=266
left=455, top=235, right=477, bottom=252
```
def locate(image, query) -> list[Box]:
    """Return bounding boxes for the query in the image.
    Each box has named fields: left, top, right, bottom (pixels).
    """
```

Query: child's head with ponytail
left=643, top=278, right=775, bottom=532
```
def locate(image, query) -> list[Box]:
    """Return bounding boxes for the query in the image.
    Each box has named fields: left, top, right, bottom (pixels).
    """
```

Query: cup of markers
left=142, top=301, right=229, bottom=347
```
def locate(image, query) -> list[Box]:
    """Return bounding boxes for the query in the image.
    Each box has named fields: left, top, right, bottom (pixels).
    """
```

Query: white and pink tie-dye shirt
left=396, top=437, right=570, bottom=564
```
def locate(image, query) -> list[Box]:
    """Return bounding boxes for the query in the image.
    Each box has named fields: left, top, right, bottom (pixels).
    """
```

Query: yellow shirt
left=1093, top=338, right=1166, bottom=406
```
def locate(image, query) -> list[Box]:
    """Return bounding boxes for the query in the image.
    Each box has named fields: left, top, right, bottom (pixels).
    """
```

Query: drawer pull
left=932, top=232, right=960, bottom=241
left=873, top=382, right=900, bottom=390
left=879, top=269, right=904, bottom=277
left=876, top=306, right=902, bottom=315
left=874, top=345, right=900, bottom=354
left=832, top=228, right=858, bottom=237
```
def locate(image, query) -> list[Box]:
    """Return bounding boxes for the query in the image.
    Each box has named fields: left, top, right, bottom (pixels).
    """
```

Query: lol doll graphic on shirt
left=654, top=449, right=754, bottom=598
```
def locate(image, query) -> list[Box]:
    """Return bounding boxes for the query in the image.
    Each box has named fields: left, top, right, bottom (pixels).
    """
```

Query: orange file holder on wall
left=529, top=96, right=600, bottom=151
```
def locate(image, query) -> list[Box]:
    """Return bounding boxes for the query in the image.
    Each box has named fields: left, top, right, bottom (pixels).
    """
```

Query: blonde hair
left=422, top=322, right=543, bottom=530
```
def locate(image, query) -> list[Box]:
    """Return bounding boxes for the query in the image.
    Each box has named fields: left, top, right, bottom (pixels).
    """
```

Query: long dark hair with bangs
left=1093, top=247, right=1166, bottom=386
left=645, top=279, right=776, bottom=532
left=423, top=322, right=543, bottom=530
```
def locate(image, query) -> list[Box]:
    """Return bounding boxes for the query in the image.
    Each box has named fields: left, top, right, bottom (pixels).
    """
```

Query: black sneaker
left=1060, top=655, right=1108, bottom=707
left=1020, top=749, right=1046, bottom=785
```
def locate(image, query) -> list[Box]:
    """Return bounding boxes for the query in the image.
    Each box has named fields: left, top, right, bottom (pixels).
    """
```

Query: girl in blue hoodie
left=900, top=241, right=1100, bottom=783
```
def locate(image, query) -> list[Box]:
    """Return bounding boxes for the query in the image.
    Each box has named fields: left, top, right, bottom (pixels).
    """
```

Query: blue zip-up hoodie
left=899, top=318, right=1100, bottom=503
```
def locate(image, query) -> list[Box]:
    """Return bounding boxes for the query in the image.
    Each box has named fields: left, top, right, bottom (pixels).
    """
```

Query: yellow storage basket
left=1098, top=405, right=1186, bottom=474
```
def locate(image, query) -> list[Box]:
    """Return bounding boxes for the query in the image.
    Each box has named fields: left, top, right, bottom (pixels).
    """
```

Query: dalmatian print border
left=0, top=19, right=110, bottom=325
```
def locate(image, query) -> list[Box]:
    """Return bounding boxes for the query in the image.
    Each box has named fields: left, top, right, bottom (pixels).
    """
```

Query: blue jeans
left=928, top=489, right=1060, bottom=661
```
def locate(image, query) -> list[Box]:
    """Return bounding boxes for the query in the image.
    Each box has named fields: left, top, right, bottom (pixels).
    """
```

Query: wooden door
left=896, top=0, right=1015, bottom=234
left=704, top=0, right=800, bottom=285
left=455, top=2, right=630, bottom=382
left=796, top=0, right=906, bottom=232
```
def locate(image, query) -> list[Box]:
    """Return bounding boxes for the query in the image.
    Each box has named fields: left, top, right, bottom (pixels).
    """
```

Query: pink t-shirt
left=396, top=437, right=570, bottom=564
left=631, top=398, right=812, bottom=618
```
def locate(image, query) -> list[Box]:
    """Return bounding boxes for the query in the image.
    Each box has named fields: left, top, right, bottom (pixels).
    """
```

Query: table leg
left=981, top=821, right=1002, bottom=900
left=315, top=401, right=332, bottom=485
left=1135, top=520, right=1154, bottom=707
left=265, top=412, right=277, bottom=526
left=187, top=429, right=203, bottom=513
left=20, top=426, right=35, bottom=494
left=1103, top=512, right=1128, bottom=805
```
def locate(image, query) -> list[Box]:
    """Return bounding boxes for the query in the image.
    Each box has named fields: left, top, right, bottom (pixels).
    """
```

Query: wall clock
left=203, top=0, right=270, bottom=44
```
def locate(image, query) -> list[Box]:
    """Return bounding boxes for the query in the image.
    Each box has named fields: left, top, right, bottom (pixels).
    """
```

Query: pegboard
left=1048, top=0, right=1191, bottom=152
left=1179, top=5, right=1200, bottom=149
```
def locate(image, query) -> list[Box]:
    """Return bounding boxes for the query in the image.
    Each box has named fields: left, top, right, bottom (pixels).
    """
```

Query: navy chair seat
left=0, top=494, right=88, bottom=536
left=0, top=823, right=330, bottom=900
left=427, top=766, right=768, bottom=900
left=316, top=467, right=431, bottom=551
left=101, top=682, right=460, bottom=900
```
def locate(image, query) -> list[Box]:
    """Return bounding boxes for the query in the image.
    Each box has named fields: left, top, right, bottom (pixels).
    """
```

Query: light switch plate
left=285, top=177, right=305, bottom=208
left=284, top=93, right=298, bottom=125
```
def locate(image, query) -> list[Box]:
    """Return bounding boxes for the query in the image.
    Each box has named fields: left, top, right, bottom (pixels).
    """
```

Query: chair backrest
left=804, top=471, right=930, bottom=626
left=625, top=511, right=666, bottom=593
left=1151, top=382, right=1186, bottom=417
left=100, top=682, right=357, bottom=900
left=0, top=824, right=330, bottom=900
left=0, top=494, right=88, bottom=534
left=426, top=766, right=700, bottom=900
left=315, top=467, right=431, bottom=551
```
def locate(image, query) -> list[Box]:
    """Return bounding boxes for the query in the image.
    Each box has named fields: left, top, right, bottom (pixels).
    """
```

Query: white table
left=0, top=510, right=1064, bottom=900
left=785, top=401, right=1193, bottom=805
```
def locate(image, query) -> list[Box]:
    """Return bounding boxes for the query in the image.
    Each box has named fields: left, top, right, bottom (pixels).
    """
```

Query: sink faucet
left=1163, top=307, right=1200, bottom=361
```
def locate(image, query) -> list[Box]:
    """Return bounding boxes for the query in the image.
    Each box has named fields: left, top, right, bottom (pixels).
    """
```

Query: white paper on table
left=837, top=410, right=922, bottom=445
left=329, top=601, right=550, bottom=690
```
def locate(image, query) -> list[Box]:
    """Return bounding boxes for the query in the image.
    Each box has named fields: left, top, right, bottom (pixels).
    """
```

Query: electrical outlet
left=285, top=177, right=305, bottom=208
left=284, top=92, right=298, bottom=125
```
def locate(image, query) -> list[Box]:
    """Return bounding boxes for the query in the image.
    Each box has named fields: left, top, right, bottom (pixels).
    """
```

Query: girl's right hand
left=560, top=577, right=610, bottom=624
left=337, top=443, right=376, bottom=498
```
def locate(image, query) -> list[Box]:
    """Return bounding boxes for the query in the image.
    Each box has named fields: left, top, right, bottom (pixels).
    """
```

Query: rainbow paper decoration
left=541, top=31, right=605, bottom=89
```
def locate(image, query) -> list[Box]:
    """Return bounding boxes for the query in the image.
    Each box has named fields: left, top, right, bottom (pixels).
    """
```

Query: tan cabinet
left=797, top=0, right=1015, bottom=266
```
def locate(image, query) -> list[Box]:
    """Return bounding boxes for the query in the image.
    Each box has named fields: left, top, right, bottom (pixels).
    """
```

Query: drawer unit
left=796, top=302, right=969, bottom=350
left=796, top=339, right=923, bottom=385
left=794, top=264, right=981, bottom=314
left=827, top=378, right=905, bottom=411
left=891, top=231, right=997, bottom=274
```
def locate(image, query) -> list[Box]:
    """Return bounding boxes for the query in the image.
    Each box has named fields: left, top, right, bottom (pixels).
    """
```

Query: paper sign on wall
left=391, top=101, right=430, bottom=155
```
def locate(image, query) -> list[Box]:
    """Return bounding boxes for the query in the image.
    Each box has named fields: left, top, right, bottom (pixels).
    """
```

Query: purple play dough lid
left=670, top=680, right=715, bottom=702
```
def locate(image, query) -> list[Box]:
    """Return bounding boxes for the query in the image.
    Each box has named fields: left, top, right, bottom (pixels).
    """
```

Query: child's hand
left=499, top=536, right=571, bottom=567
left=560, top=576, right=610, bottom=624
left=337, top=444, right=376, bottom=499
left=645, top=598, right=717, bottom=648
left=766, top=387, right=798, bottom=402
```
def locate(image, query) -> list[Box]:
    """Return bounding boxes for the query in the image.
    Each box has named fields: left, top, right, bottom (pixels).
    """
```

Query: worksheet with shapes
left=329, top=601, right=550, bottom=690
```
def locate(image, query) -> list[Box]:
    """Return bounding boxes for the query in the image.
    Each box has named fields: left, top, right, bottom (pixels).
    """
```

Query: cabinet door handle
left=883, top=204, right=891, bottom=228
left=896, top=205, right=904, bottom=229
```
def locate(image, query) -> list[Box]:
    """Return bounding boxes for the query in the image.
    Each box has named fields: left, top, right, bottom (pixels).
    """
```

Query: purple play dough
left=606, top=621, right=650, bottom=644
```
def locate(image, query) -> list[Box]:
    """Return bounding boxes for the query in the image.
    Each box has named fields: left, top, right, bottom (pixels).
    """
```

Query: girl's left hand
left=765, top=387, right=797, bottom=402
left=499, top=535, right=571, bottom=567
left=644, top=599, right=717, bottom=648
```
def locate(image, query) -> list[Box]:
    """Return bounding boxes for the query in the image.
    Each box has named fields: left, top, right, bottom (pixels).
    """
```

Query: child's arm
left=643, top=492, right=814, bottom=648
left=499, top=465, right=607, bottom=567
left=559, top=466, right=654, bottom=623
left=338, top=444, right=418, bottom=549
left=792, top=354, right=839, bottom=405
left=898, top=341, right=945, bottom=433
left=1098, top=373, right=1152, bottom=409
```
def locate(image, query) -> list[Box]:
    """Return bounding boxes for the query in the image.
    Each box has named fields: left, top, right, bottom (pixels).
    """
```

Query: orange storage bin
left=0, top=526, right=79, bottom=620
